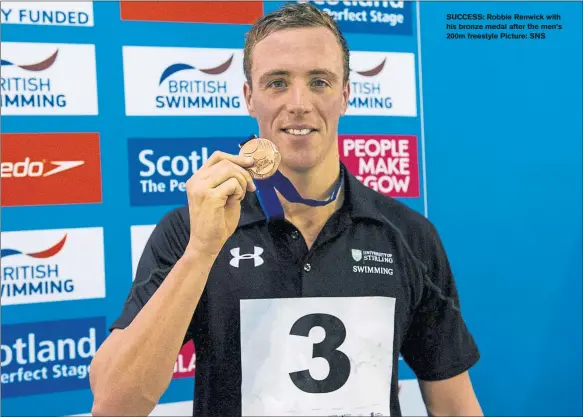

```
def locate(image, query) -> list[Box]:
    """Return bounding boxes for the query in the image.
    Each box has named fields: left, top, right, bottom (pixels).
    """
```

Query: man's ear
left=244, top=81, right=256, bottom=117
left=341, top=80, right=350, bottom=115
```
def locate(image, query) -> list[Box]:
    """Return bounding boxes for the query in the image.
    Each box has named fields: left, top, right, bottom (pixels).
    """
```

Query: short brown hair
left=243, top=2, right=350, bottom=87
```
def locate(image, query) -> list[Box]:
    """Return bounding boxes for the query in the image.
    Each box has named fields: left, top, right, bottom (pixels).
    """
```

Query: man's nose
left=285, top=84, right=313, bottom=115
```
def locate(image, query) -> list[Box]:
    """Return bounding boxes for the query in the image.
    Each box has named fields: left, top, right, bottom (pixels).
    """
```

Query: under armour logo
left=229, top=246, right=264, bottom=268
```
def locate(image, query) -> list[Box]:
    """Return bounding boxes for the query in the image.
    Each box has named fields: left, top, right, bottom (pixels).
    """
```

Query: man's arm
left=400, top=218, right=482, bottom=416
left=90, top=152, right=256, bottom=416
left=418, top=371, right=483, bottom=416
left=90, top=243, right=215, bottom=416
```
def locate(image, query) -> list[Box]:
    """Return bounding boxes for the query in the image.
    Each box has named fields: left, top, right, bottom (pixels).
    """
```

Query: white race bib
left=240, top=297, right=396, bottom=416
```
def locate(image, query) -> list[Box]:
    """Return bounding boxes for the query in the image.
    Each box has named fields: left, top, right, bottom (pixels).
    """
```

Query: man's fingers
left=203, top=159, right=256, bottom=192
left=208, top=177, right=245, bottom=202
left=196, top=151, right=257, bottom=192
left=200, top=150, right=255, bottom=171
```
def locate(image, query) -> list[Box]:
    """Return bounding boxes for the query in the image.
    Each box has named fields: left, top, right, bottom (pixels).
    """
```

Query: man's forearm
left=419, top=372, right=483, bottom=417
left=426, top=401, right=483, bottom=417
left=90, top=250, right=216, bottom=416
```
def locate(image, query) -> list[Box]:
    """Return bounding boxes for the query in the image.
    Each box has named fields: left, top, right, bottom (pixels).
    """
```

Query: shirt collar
left=238, top=161, right=388, bottom=227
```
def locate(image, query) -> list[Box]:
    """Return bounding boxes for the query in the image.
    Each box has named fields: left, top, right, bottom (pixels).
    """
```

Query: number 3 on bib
left=240, top=297, right=396, bottom=416
left=289, top=313, right=350, bottom=394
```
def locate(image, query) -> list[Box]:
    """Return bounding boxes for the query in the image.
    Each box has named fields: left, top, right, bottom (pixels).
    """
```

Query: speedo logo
left=1, top=157, right=84, bottom=178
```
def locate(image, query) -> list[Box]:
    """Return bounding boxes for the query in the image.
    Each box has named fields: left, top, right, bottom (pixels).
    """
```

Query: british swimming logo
left=0, top=228, right=106, bottom=306
left=347, top=51, right=417, bottom=117
left=1, top=235, right=66, bottom=259
left=123, top=46, right=246, bottom=116
left=0, top=42, right=98, bottom=115
left=1, top=50, right=59, bottom=71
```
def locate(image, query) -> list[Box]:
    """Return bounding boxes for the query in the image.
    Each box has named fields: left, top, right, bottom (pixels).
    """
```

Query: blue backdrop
left=1, top=1, right=581, bottom=416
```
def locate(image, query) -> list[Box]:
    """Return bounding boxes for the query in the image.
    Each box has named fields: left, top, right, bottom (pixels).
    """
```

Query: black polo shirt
left=110, top=163, right=479, bottom=417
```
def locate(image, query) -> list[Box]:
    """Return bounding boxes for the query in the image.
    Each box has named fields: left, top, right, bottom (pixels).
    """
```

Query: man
left=89, top=3, right=482, bottom=416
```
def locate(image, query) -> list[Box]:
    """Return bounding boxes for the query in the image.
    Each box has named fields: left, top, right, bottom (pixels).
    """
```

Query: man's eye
left=312, top=79, right=329, bottom=87
left=268, top=80, right=286, bottom=88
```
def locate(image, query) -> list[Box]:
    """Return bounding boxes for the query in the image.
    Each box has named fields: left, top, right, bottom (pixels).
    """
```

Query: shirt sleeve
left=108, top=207, right=195, bottom=346
left=400, top=221, right=480, bottom=381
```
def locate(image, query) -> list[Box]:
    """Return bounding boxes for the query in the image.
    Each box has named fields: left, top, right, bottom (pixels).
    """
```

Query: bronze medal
left=239, top=138, right=281, bottom=180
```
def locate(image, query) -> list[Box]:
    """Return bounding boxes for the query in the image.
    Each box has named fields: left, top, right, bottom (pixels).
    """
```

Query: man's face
left=244, top=26, right=350, bottom=172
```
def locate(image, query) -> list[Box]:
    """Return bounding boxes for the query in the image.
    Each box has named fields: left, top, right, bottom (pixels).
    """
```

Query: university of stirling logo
left=351, top=248, right=394, bottom=276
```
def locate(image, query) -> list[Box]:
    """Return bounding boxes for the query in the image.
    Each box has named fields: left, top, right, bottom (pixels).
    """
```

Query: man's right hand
left=185, top=150, right=257, bottom=257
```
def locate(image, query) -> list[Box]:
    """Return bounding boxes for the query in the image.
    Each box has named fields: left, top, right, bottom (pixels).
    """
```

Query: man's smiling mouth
left=281, top=125, right=318, bottom=136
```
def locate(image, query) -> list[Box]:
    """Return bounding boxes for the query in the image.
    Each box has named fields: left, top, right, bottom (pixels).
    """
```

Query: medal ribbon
left=241, top=134, right=344, bottom=222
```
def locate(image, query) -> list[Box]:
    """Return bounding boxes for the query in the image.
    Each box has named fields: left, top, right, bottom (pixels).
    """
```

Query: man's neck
left=275, top=161, right=345, bottom=229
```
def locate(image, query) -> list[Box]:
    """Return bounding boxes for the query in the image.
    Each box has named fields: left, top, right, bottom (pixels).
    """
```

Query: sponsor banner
left=0, top=317, right=106, bottom=398
left=127, top=137, right=241, bottom=206
left=122, top=46, right=246, bottom=116
left=1, top=2, right=94, bottom=27
left=130, top=224, right=156, bottom=280
left=174, top=340, right=195, bottom=379
left=0, top=228, right=106, bottom=306
left=120, top=1, right=263, bottom=24
left=347, top=51, right=417, bottom=117
left=306, top=0, right=412, bottom=35
left=0, top=133, right=102, bottom=207
left=339, top=134, right=420, bottom=198
left=0, top=42, right=98, bottom=115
